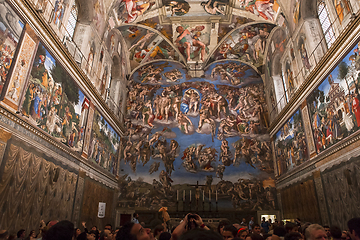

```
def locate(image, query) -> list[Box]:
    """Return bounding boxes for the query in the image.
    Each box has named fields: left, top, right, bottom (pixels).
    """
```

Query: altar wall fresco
left=121, top=60, right=277, bottom=211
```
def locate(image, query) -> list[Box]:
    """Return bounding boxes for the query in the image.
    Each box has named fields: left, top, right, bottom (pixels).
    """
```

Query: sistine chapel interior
left=0, top=0, right=360, bottom=234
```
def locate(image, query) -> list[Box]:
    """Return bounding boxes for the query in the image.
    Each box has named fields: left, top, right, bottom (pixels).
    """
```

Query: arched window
left=317, top=0, right=336, bottom=48
left=65, top=1, right=78, bottom=40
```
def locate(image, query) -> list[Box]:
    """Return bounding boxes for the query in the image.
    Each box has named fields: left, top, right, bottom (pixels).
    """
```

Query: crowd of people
left=1, top=214, right=359, bottom=240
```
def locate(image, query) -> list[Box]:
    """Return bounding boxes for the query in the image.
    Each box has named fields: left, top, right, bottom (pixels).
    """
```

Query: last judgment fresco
left=120, top=60, right=277, bottom=211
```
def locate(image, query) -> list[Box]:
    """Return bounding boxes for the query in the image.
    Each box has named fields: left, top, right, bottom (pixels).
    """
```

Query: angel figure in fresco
left=240, top=0, right=275, bottom=21
left=175, top=25, right=207, bottom=62
left=129, top=30, right=155, bottom=52
left=200, top=0, right=226, bottom=15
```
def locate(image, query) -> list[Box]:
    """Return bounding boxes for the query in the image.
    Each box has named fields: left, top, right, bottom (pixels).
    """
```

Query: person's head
left=100, top=229, right=113, bottom=240
left=43, top=220, right=74, bottom=240
left=242, top=219, right=246, bottom=223
left=326, top=226, right=340, bottom=240
left=77, top=232, right=87, bottom=240
left=75, top=228, right=82, bottom=237
left=153, top=225, right=165, bottom=238
left=273, top=226, right=287, bottom=237
left=237, top=229, right=248, bottom=240
left=218, top=220, right=232, bottom=234
left=305, top=224, right=327, bottom=240
left=87, top=230, right=97, bottom=240
left=17, top=230, right=25, bottom=239
left=323, top=226, right=331, bottom=238
left=159, top=232, right=171, bottom=240
left=91, top=226, right=98, bottom=231
left=347, top=218, right=360, bottom=240
left=246, top=234, right=264, bottom=240
left=180, top=228, right=223, bottom=240
left=0, top=230, right=9, bottom=240
left=29, top=230, right=36, bottom=238
left=134, top=213, right=139, bottom=219
left=285, top=232, right=304, bottom=240
left=105, top=224, right=113, bottom=231
left=222, top=225, right=238, bottom=240
left=286, top=223, right=299, bottom=233
left=176, top=26, right=184, bottom=33
left=262, top=218, right=266, bottom=222
left=116, top=222, right=151, bottom=240
left=252, top=224, right=261, bottom=235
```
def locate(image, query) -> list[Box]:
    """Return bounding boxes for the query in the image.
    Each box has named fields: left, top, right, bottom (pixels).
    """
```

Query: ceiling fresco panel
left=211, top=23, right=275, bottom=67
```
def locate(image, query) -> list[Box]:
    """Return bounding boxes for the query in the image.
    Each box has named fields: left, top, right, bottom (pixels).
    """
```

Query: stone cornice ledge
left=10, top=0, right=125, bottom=136
left=269, top=14, right=360, bottom=136
left=276, top=129, right=360, bottom=189
left=0, top=106, right=118, bottom=189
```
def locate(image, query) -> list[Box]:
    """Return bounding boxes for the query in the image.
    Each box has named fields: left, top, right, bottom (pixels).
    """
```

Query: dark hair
left=330, top=226, right=342, bottom=239
left=285, top=223, right=298, bottom=232
left=180, top=228, right=223, bottom=240
left=17, top=229, right=25, bottom=238
left=89, top=230, right=99, bottom=239
left=154, top=224, right=165, bottom=237
left=285, top=232, right=303, bottom=240
left=105, top=224, right=112, bottom=229
left=323, top=226, right=330, bottom=229
left=253, top=224, right=260, bottom=229
left=0, top=231, right=9, bottom=240
left=77, top=232, right=87, bottom=240
left=274, top=226, right=287, bottom=237
left=223, top=225, right=238, bottom=238
left=218, top=220, right=232, bottom=233
left=43, top=220, right=74, bottom=240
left=159, top=232, right=172, bottom=240
left=116, top=222, right=136, bottom=240
left=348, top=218, right=360, bottom=238
left=249, top=234, right=264, bottom=240
left=133, top=213, right=138, bottom=217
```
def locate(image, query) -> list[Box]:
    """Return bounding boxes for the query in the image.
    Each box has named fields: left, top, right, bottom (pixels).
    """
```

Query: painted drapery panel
left=121, top=60, right=276, bottom=211
left=0, top=1, right=24, bottom=96
left=274, top=109, right=309, bottom=176
left=88, top=109, right=120, bottom=175
left=20, top=42, right=90, bottom=153
left=0, top=142, right=77, bottom=233
left=307, top=42, right=360, bottom=154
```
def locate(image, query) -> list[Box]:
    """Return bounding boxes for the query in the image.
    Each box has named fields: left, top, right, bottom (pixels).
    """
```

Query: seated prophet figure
left=175, top=25, right=206, bottom=62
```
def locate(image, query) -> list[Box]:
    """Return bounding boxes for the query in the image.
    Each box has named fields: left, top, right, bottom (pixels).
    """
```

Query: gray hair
left=305, top=224, right=325, bottom=240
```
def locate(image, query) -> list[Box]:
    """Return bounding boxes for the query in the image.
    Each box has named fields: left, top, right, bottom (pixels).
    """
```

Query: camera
left=187, top=214, right=198, bottom=229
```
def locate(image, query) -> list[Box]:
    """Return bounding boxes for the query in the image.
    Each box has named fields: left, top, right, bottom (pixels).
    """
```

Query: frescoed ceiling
left=79, top=0, right=311, bottom=211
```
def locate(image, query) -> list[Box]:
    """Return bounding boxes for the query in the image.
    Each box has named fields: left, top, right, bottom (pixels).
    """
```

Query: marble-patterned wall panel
left=0, top=138, right=77, bottom=233
left=280, top=178, right=321, bottom=223
left=322, top=157, right=360, bottom=230
left=81, top=177, right=115, bottom=230
left=20, top=42, right=90, bottom=154
left=307, top=42, right=360, bottom=154
left=0, top=1, right=24, bottom=97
